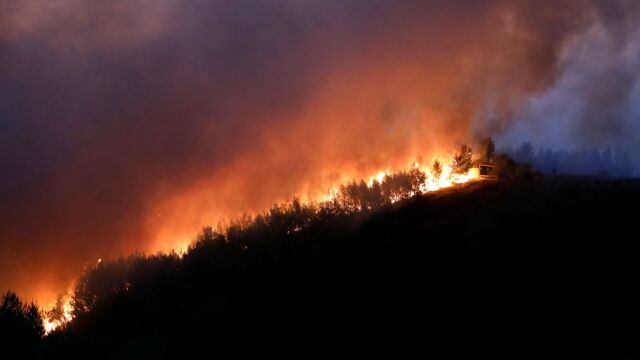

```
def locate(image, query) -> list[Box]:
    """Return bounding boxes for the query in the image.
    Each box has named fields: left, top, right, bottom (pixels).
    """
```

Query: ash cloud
left=0, top=0, right=636, bottom=301
left=497, top=0, right=640, bottom=172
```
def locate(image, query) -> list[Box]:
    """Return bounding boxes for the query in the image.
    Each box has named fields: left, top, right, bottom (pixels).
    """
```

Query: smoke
left=0, top=0, right=637, bottom=303
left=497, top=0, right=640, bottom=165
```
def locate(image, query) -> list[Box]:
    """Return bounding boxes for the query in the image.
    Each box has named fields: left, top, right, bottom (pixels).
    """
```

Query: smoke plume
left=1, top=0, right=638, bottom=303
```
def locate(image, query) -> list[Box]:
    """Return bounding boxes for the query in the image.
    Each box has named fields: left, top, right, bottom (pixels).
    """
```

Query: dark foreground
left=10, top=177, right=640, bottom=358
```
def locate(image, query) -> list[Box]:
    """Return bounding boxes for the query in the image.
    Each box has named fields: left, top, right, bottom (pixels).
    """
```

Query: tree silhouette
left=514, top=142, right=534, bottom=165
left=25, top=172, right=640, bottom=358
left=339, top=181, right=362, bottom=212
left=409, top=167, right=426, bottom=194
left=492, top=153, right=518, bottom=178
left=432, top=160, right=443, bottom=179
left=46, top=294, right=66, bottom=324
left=478, top=137, right=495, bottom=164
left=452, top=144, right=473, bottom=174
left=357, top=179, right=384, bottom=210
left=381, top=172, right=413, bottom=201
left=0, top=291, right=44, bottom=351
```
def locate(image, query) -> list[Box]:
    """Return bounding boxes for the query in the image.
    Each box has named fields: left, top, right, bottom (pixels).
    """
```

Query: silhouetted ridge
left=3, top=177, right=640, bottom=359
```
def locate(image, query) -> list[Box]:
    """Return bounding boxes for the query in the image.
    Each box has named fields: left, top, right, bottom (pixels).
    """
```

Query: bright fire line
left=40, top=155, right=482, bottom=334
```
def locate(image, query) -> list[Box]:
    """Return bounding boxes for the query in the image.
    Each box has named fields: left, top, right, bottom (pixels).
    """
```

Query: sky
left=1, top=0, right=639, bottom=304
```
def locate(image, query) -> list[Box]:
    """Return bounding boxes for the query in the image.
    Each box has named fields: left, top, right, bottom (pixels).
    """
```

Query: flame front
left=39, top=152, right=483, bottom=331
left=146, top=149, right=486, bottom=256
left=43, top=293, right=74, bottom=334
left=317, top=156, right=479, bottom=204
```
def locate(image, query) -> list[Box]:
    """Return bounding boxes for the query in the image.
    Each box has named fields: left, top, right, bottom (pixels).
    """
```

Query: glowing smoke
left=1, top=0, right=639, bottom=304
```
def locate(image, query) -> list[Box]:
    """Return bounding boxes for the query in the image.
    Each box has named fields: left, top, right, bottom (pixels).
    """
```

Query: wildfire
left=318, top=156, right=480, bottom=203
left=43, top=292, right=74, bottom=334
left=38, top=151, right=485, bottom=333
left=42, top=257, right=104, bottom=334
left=368, top=170, right=390, bottom=187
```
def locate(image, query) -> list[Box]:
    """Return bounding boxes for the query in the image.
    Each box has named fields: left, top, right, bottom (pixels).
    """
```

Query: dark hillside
left=37, top=177, right=640, bottom=359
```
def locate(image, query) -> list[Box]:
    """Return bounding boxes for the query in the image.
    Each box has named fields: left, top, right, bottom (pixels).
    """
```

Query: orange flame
left=42, top=292, right=74, bottom=334
left=39, top=151, right=482, bottom=331
left=318, top=157, right=479, bottom=204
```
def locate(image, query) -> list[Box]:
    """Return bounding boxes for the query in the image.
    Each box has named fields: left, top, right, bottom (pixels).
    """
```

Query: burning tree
left=452, top=144, right=473, bottom=174
left=431, top=160, right=443, bottom=179
left=409, top=167, right=427, bottom=194
left=358, top=180, right=384, bottom=210
left=339, top=181, right=363, bottom=212
left=381, top=173, right=406, bottom=202
left=46, top=294, right=66, bottom=323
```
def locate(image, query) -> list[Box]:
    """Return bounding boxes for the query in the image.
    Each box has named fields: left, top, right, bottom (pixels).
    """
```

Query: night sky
left=1, top=0, right=639, bottom=304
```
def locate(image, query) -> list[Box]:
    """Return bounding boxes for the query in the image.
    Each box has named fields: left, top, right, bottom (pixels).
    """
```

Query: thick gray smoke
left=497, top=0, right=640, bottom=175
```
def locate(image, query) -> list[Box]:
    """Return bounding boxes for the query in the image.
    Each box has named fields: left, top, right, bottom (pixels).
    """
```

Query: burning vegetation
left=2, top=1, right=640, bottom=357
left=16, top=136, right=497, bottom=336
left=3, top=0, right=639, bottom=314
left=42, top=293, right=74, bottom=334
left=8, top=138, right=511, bottom=336
left=3, top=168, right=639, bottom=358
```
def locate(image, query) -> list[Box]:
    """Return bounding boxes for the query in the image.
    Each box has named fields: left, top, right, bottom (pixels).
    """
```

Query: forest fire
left=2, top=0, right=639, bottom=356
left=41, top=259, right=104, bottom=334
left=42, top=293, right=74, bottom=334
left=144, top=141, right=490, bottom=255
left=142, top=140, right=492, bottom=261
left=34, top=146, right=486, bottom=333
left=320, top=157, right=479, bottom=205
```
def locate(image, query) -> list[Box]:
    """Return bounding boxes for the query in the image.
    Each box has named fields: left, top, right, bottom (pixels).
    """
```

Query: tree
left=514, top=142, right=534, bottom=164
left=46, top=294, right=66, bottom=324
left=381, top=172, right=413, bottom=201
left=431, top=160, right=443, bottom=179
left=0, top=291, right=44, bottom=350
left=357, top=180, right=371, bottom=210
left=452, top=144, right=473, bottom=174
left=357, top=179, right=384, bottom=210
left=408, top=167, right=426, bottom=194
left=492, top=153, right=518, bottom=178
left=367, top=180, right=385, bottom=209
left=478, top=137, right=495, bottom=164
left=339, top=181, right=361, bottom=212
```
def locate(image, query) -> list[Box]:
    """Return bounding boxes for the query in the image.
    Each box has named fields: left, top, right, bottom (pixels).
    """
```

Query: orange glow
left=42, top=291, right=74, bottom=335
left=40, top=259, right=100, bottom=334
left=2, top=0, right=603, bottom=333
left=146, top=149, right=481, bottom=255
left=368, top=170, right=390, bottom=187
left=35, top=148, right=483, bottom=330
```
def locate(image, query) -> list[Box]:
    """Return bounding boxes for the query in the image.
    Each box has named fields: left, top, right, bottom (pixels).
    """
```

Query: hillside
left=8, top=176, right=640, bottom=359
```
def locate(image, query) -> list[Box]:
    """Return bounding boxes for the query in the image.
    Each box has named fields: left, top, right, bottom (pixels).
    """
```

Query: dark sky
left=1, top=0, right=639, bottom=304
